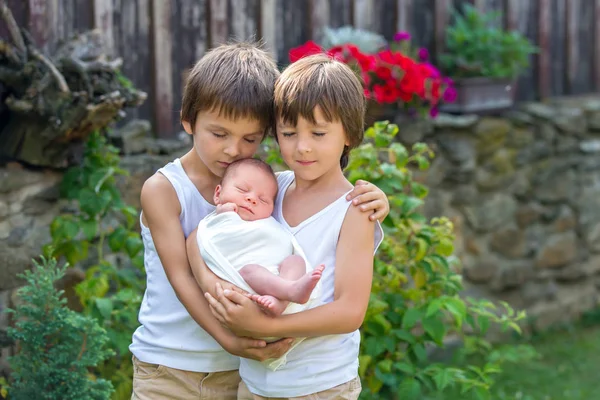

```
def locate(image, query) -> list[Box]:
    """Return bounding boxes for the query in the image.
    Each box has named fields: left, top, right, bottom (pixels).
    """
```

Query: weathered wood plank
left=411, top=0, right=434, bottom=49
left=512, top=0, right=537, bottom=101
left=504, top=0, right=518, bottom=30
left=171, top=0, right=207, bottom=133
left=209, top=0, right=228, bottom=46
left=329, top=0, right=353, bottom=28
left=396, top=0, right=413, bottom=33
left=93, top=0, right=115, bottom=56
left=230, top=0, right=259, bottom=42
left=595, top=0, right=600, bottom=90
left=26, top=0, right=49, bottom=48
left=354, top=0, right=374, bottom=31
left=150, top=0, right=174, bottom=137
left=550, top=0, right=565, bottom=96
left=538, top=0, right=551, bottom=98
left=373, top=0, right=397, bottom=40
left=564, top=0, right=577, bottom=93
left=434, top=0, right=452, bottom=56
left=309, top=0, right=330, bottom=42
left=574, top=0, right=593, bottom=94
left=276, top=0, right=309, bottom=64
left=260, top=0, right=277, bottom=60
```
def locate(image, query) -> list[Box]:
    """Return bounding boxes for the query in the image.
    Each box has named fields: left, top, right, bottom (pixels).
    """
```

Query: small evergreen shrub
left=6, top=257, right=114, bottom=400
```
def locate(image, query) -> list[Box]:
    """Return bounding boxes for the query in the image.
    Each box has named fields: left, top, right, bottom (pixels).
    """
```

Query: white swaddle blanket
left=196, top=211, right=321, bottom=370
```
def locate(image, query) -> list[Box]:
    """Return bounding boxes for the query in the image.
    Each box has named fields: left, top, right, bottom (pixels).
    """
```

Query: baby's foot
left=288, top=265, right=325, bottom=304
left=254, top=295, right=288, bottom=317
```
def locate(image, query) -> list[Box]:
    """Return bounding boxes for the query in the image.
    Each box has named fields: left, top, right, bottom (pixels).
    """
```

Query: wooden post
left=93, top=0, right=114, bottom=56
left=434, top=0, right=452, bottom=56
left=594, top=0, right=600, bottom=90
left=260, top=0, right=277, bottom=61
left=565, top=0, right=578, bottom=93
left=353, top=0, right=374, bottom=31
left=309, top=0, right=330, bottom=42
left=504, top=0, right=519, bottom=30
left=27, top=0, right=49, bottom=48
left=150, top=0, right=174, bottom=137
left=396, top=0, right=413, bottom=33
left=209, top=0, right=228, bottom=47
left=538, top=0, right=551, bottom=98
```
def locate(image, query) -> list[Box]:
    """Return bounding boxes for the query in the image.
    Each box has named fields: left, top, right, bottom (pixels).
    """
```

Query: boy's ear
left=213, top=185, right=222, bottom=205
left=182, top=120, right=193, bottom=135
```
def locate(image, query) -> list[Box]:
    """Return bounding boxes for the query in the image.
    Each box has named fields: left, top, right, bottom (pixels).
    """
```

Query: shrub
left=45, top=131, right=145, bottom=399
left=6, top=257, right=114, bottom=400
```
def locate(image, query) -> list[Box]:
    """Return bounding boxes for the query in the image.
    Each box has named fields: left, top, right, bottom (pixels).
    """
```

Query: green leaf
left=81, top=218, right=98, bottom=241
left=478, top=316, right=490, bottom=335
left=398, top=378, right=421, bottom=400
left=401, top=197, right=423, bottom=215
left=402, top=308, right=421, bottom=329
left=95, top=298, right=114, bottom=320
left=433, top=368, right=453, bottom=391
left=393, top=329, right=416, bottom=344
left=108, top=227, right=128, bottom=252
left=423, top=317, right=446, bottom=344
left=394, top=362, right=415, bottom=375
left=412, top=343, right=427, bottom=362
left=125, top=234, right=144, bottom=258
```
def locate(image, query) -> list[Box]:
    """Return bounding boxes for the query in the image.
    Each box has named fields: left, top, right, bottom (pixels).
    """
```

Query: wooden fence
left=2, top=0, right=600, bottom=137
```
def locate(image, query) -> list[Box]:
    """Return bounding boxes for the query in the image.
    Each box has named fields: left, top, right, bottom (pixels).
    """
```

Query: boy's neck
left=180, top=150, right=221, bottom=204
left=292, top=166, right=350, bottom=194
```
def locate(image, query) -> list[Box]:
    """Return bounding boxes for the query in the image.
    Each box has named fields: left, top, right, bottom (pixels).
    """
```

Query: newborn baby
left=197, top=158, right=324, bottom=318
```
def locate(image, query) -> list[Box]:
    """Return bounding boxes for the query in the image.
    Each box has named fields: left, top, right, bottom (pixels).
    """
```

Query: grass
left=477, top=324, right=600, bottom=400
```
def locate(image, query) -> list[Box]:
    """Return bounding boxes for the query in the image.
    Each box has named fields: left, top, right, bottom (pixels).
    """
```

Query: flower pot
left=440, top=77, right=516, bottom=114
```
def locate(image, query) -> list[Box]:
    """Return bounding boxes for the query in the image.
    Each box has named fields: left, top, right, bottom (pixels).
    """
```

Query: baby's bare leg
left=239, top=256, right=324, bottom=314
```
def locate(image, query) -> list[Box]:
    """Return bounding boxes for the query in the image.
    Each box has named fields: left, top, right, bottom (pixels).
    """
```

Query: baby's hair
left=221, top=158, right=278, bottom=197
left=274, top=53, right=366, bottom=169
left=181, top=41, right=279, bottom=139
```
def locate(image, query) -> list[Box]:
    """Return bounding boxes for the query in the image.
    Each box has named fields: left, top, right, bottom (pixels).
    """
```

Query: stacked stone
left=412, top=96, right=600, bottom=330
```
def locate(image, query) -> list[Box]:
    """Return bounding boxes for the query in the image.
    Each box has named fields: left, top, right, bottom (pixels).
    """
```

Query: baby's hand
left=216, top=203, right=238, bottom=214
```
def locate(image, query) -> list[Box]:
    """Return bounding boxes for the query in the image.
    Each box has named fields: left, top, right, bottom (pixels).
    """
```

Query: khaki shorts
left=131, top=355, right=240, bottom=400
left=237, top=376, right=362, bottom=400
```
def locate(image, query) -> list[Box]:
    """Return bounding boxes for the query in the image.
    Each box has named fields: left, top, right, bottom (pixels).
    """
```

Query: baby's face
left=215, top=165, right=277, bottom=221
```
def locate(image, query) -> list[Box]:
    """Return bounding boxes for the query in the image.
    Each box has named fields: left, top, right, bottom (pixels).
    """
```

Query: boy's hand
left=223, top=336, right=293, bottom=362
left=346, top=180, right=389, bottom=222
left=216, top=203, right=238, bottom=214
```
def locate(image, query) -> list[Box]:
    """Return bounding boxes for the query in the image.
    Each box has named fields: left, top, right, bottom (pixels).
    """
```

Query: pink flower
left=429, top=106, right=439, bottom=118
left=393, top=31, right=411, bottom=41
left=443, top=86, right=457, bottom=103
left=418, top=48, right=429, bottom=61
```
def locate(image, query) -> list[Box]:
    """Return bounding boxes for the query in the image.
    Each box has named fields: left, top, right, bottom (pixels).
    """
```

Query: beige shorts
left=131, top=355, right=240, bottom=400
left=237, top=376, right=362, bottom=400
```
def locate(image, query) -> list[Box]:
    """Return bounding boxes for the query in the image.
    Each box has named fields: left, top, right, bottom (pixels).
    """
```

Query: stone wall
left=2, top=96, right=600, bottom=371
left=411, top=95, right=600, bottom=331
left=0, top=122, right=190, bottom=378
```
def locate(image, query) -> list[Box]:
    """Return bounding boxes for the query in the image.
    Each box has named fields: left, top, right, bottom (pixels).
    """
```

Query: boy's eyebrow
left=206, top=123, right=230, bottom=133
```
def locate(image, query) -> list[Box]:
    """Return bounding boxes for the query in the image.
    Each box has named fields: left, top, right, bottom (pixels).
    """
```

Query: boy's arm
left=141, top=174, right=291, bottom=361
left=205, top=205, right=376, bottom=338
left=346, top=180, right=390, bottom=222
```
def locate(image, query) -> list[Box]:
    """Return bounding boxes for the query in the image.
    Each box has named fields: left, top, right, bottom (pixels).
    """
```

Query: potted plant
left=439, top=4, right=537, bottom=114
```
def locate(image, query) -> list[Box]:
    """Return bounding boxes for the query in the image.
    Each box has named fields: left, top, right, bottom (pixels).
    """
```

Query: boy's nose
left=224, top=145, right=239, bottom=157
left=245, top=195, right=257, bottom=205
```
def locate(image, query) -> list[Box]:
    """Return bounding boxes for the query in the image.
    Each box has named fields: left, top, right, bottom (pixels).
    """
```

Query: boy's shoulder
left=140, top=171, right=180, bottom=214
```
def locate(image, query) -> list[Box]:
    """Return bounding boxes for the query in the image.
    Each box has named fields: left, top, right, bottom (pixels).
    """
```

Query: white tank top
left=129, top=158, right=239, bottom=372
left=239, top=171, right=383, bottom=397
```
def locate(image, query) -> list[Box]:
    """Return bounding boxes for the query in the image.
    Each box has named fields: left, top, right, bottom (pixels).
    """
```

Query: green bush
left=45, top=132, right=145, bottom=399
left=5, top=257, right=114, bottom=400
left=349, top=121, right=529, bottom=399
